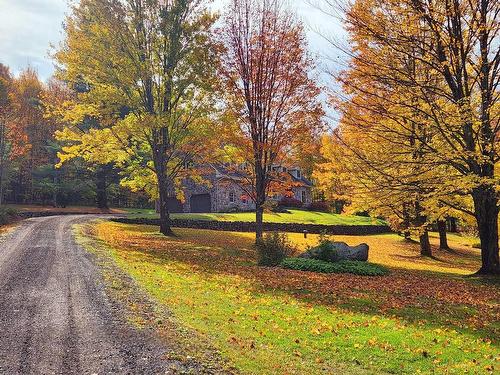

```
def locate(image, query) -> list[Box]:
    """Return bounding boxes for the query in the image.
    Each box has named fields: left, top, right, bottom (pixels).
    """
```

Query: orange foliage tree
left=0, top=64, right=13, bottom=204
left=219, top=0, right=323, bottom=240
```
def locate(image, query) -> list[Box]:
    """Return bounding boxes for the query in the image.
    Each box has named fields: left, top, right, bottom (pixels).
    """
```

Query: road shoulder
left=74, top=220, right=235, bottom=375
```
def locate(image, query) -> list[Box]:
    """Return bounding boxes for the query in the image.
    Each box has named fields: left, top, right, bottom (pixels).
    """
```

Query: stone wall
left=181, top=174, right=256, bottom=213
left=215, top=180, right=255, bottom=212
left=111, top=217, right=391, bottom=235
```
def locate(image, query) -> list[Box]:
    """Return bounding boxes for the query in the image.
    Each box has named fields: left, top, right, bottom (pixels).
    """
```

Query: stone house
left=163, top=164, right=313, bottom=213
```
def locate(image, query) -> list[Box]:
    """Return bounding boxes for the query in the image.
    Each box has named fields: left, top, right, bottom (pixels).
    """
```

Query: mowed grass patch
left=123, top=208, right=386, bottom=226
left=87, top=222, right=500, bottom=374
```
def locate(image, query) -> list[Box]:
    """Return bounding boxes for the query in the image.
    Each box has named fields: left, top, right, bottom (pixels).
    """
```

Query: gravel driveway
left=0, top=215, right=179, bottom=374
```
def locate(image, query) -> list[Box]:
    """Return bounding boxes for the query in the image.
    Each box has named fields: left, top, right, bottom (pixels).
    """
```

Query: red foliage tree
left=220, top=0, right=323, bottom=240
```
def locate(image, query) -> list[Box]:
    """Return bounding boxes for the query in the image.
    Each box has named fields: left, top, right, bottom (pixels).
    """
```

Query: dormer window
left=296, top=170, right=301, bottom=179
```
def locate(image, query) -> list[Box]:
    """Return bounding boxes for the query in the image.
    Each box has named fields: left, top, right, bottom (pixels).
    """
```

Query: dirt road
left=0, top=215, right=176, bottom=374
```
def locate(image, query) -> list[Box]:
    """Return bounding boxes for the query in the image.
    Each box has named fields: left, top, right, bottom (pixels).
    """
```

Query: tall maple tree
left=220, top=0, right=323, bottom=240
left=0, top=64, right=13, bottom=204
left=55, top=0, right=219, bottom=234
left=329, top=0, right=500, bottom=273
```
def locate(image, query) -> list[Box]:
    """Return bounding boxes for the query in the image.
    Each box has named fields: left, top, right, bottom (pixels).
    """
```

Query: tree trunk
left=157, top=172, right=173, bottom=236
left=448, top=217, right=458, bottom=233
left=402, top=203, right=412, bottom=241
left=96, top=167, right=108, bottom=209
left=472, top=186, right=500, bottom=274
left=437, top=220, right=449, bottom=250
left=255, top=165, right=266, bottom=242
left=471, top=1, right=499, bottom=275
left=255, top=205, right=263, bottom=241
left=414, top=201, right=431, bottom=256
left=52, top=169, right=58, bottom=208
left=419, top=229, right=432, bottom=257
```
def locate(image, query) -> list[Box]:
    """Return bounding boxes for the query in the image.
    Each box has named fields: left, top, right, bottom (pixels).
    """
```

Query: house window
left=301, top=191, right=306, bottom=203
left=296, top=170, right=301, bottom=179
left=229, top=191, right=235, bottom=203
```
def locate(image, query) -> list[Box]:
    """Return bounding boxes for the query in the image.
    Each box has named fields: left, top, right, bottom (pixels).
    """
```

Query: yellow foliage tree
left=325, top=0, right=500, bottom=273
left=54, top=0, right=220, bottom=234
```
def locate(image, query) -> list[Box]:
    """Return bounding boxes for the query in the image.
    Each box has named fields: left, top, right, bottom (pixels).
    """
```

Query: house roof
left=288, top=171, right=313, bottom=187
left=210, top=163, right=313, bottom=188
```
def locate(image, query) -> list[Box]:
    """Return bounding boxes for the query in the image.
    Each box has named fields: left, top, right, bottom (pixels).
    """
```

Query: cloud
left=0, top=0, right=67, bottom=80
left=0, top=0, right=345, bottom=90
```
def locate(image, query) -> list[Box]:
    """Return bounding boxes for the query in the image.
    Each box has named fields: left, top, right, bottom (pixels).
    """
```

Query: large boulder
left=299, top=241, right=369, bottom=262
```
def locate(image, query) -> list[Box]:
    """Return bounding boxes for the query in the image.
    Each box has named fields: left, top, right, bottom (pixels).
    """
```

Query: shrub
left=278, top=196, right=303, bottom=208
left=262, top=200, right=288, bottom=213
left=280, top=258, right=389, bottom=276
left=0, top=206, right=17, bottom=225
left=307, top=201, right=331, bottom=212
left=222, top=204, right=241, bottom=213
left=303, top=232, right=339, bottom=262
left=256, top=232, right=295, bottom=266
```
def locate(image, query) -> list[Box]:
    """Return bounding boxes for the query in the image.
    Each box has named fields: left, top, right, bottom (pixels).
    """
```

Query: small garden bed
left=280, top=258, right=389, bottom=276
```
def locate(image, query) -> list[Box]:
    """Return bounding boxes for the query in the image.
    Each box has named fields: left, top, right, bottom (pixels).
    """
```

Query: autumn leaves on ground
left=76, top=221, right=499, bottom=375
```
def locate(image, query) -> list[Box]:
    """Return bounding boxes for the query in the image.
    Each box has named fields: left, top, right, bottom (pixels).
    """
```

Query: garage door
left=190, top=193, right=211, bottom=213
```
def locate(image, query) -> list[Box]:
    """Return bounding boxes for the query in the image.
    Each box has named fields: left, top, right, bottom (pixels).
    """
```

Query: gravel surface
left=0, top=215, right=182, bottom=374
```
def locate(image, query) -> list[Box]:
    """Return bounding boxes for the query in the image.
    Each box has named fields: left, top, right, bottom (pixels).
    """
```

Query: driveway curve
left=0, top=215, right=175, bottom=374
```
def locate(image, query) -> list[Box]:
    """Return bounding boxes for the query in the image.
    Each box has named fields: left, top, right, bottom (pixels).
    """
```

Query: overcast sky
left=0, top=0, right=346, bottom=82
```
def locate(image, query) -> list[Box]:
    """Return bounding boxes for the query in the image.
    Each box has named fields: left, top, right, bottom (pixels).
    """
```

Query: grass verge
left=73, top=223, right=236, bottom=374
left=78, top=221, right=500, bottom=374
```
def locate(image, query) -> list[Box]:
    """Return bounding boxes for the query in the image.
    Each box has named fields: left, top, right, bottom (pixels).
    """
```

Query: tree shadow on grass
left=99, top=223, right=500, bottom=344
left=139, top=250, right=499, bottom=345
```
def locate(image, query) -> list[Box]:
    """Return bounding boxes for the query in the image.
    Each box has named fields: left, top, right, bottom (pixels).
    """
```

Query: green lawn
left=123, top=208, right=386, bottom=226
left=78, top=222, right=500, bottom=374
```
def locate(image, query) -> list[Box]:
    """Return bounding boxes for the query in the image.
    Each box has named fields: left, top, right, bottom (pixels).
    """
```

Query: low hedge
left=112, top=218, right=391, bottom=235
left=280, top=258, right=389, bottom=276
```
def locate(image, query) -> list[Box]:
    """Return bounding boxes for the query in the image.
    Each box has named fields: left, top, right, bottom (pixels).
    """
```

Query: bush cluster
left=0, top=206, right=17, bottom=225
left=262, top=200, right=288, bottom=213
left=278, top=197, right=303, bottom=208
left=308, top=233, right=340, bottom=262
left=256, top=232, right=295, bottom=266
left=280, top=258, right=389, bottom=276
left=307, top=201, right=331, bottom=212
